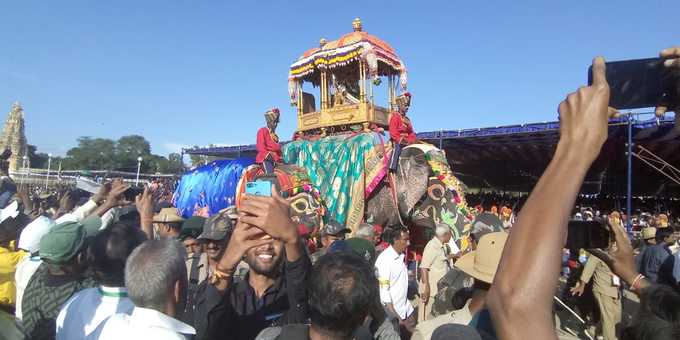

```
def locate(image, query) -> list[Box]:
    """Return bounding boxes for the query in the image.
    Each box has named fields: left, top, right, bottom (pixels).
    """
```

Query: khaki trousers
left=418, top=280, right=440, bottom=322
left=418, top=296, right=436, bottom=322
left=593, top=290, right=622, bottom=340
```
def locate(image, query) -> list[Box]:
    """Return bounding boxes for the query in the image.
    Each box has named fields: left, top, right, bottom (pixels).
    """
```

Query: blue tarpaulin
left=173, top=158, right=254, bottom=217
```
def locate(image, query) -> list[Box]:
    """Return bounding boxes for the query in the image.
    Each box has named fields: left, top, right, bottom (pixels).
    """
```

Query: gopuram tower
left=0, top=102, right=28, bottom=172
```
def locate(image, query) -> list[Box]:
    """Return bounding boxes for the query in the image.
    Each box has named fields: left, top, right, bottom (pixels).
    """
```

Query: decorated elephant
left=365, top=143, right=470, bottom=240
left=282, top=133, right=471, bottom=241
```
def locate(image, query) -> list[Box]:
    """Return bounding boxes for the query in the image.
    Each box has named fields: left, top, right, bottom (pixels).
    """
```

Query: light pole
left=136, top=156, right=143, bottom=185
left=45, top=154, right=52, bottom=189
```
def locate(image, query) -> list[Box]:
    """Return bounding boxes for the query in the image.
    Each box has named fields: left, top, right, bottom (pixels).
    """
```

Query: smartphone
left=124, top=186, right=144, bottom=202
left=243, top=180, right=273, bottom=240
left=588, top=58, right=679, bottom=110
left=245, top=180, right=272, bottom=197
left=565, top=220, right=610, bottom=250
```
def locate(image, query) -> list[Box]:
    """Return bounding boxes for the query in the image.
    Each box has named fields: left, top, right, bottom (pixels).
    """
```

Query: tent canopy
left=185, top=116, right=680, bottom=196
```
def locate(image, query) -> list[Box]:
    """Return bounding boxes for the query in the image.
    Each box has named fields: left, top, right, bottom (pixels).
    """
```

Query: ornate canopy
left=288, top=18, right=407, bottom=89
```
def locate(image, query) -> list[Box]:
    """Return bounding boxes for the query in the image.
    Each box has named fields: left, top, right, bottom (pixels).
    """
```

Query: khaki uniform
left=412, top=301, right=472, bottom=340
left=186, top=252, right=209, bottom=286
left=580, top=254, right=621, bottom=340
left=419, top=237, right=451, bottom=321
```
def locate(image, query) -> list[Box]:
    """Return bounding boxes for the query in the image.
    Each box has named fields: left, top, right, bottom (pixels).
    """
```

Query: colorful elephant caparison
left=235, top=164, right=325, bottom=236
left=365, top=144, right=471, bottom=241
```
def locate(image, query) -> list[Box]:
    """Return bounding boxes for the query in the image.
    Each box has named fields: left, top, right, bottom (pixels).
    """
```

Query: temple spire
left=0, top=102, right=28, bottom=172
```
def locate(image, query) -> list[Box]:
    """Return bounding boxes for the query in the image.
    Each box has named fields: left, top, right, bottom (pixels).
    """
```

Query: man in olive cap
left=345, top=223, right=377, bottom=264
left=180, top=216, right=205, bottom=255
left=188, top=208, right=234, bottom=339
left=22, top=218, right=101, bottom=340
left=310, top=220, right=350, bottom=264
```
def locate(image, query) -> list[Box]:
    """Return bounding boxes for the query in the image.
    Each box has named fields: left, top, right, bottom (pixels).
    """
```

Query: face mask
left=579, top=255, right=588, bottom=264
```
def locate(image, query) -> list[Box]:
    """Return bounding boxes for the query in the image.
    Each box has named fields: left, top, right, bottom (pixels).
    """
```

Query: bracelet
left=210, top=268, right=235, bottom=285
left=630, top=274, right=645, bottom=291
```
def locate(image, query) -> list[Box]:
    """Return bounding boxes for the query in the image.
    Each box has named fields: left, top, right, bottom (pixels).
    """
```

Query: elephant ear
left=395, top=146, right=430, bottom=216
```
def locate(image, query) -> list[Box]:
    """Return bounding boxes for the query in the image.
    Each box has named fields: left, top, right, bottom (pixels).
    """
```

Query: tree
left=116, top=135, right=152, bottom=172
left=165, top=153, right=186, bottom=174
left=26, top=144, right=49, bottom=169
left=189, top=146, right=206, bottom=167
left=38, top=135, right=185, bottom=174
left=64, top=137, right=117, bottom=170
left=143, top=153, right=185, bottom=174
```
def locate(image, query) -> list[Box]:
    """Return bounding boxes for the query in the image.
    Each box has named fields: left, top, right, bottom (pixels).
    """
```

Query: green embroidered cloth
left=283, top=132, right=389, bottom=231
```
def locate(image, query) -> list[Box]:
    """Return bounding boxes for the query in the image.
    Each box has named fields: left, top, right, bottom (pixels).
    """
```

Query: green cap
left=345, top=237, right=376, bottom=264
left=180, top=216, right=206, bottom=241
left=39, top=221, right=87, bottom=264
left=197, top=209, right=233, bottom=241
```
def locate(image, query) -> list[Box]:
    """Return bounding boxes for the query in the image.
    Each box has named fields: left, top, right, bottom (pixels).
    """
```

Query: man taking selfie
left=200, top=186, right=310, bottom=340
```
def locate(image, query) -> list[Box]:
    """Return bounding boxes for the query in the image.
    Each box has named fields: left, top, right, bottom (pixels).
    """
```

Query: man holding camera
left=201, top=187, right=310, bottom=340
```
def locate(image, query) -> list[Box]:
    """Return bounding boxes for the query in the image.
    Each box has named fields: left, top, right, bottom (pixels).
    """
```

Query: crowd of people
left=0, top=49, right=679, bottom=340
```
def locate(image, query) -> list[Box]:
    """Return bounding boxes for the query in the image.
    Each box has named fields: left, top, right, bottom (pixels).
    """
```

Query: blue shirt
left=639, top=243, right=671, bottom=282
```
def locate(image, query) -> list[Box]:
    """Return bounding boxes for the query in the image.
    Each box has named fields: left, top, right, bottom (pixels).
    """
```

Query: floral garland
left=289, top=41, right=405, bottom=81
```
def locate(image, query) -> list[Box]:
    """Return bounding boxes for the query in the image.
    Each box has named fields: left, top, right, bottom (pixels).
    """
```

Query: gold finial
left=352, top=18, right=362, bottom=32
left=319, top=38, right=327, bottom=47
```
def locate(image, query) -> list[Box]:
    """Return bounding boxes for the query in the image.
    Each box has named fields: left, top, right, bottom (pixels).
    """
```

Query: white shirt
left=375, top=245, right=414, bottom=319
left=448, top=238, right=461, bottom=255
left=55, top=199, right=98, bottom=224
left=96, top=306, right=196, bottom=340
left=56, top=286, right=135, bottom=340
left=14, top=255, right=42, bottom=320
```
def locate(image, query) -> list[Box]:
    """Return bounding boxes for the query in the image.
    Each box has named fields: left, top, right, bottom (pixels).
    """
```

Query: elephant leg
left=366, top=185, right=401, bottom=227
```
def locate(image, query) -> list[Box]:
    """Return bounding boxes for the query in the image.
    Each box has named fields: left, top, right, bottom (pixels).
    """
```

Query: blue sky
left=1, top=1, right=677, bottom=157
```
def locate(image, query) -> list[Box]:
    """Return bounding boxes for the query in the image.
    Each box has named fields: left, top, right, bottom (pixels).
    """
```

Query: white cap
left=0, top=201, right=19, bottom=224
left=18, top=216, right=55, bottom=253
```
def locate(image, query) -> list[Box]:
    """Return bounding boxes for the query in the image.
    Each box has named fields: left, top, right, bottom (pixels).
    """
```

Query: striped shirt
left=21, top=262, right=96, bottom=340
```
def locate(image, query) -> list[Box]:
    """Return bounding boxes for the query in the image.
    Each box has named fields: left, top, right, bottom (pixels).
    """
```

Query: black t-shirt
left=200, top=253, right=311, bottom=340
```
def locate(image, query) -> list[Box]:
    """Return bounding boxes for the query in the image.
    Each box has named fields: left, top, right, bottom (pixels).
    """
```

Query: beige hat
left=641, top=227, right=657, bottom=240
left=153, top=208, right=185, bottom=223
left=224, top=205, right=238, bottom=220
left=455, top=232, right=508, bottom=284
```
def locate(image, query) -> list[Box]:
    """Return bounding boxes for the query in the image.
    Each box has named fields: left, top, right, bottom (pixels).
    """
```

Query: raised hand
left=588, top=217, right=638, bottom=285
left=58, top=190, right=75, bottom=211
left=92, top=181, right=112, bottom=205
left=135, top=186, right=155, bottom=221
left=557, top=57, right=614, bottom=164
left=135, top=186, right=155, bottom=239
left=104, top=178, right=131, bottom=207
left=655, top=47, right=680, bottom=117
left=238, top=185, right=298, bottom=244
left=661, top=46, right=680, bottom=69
